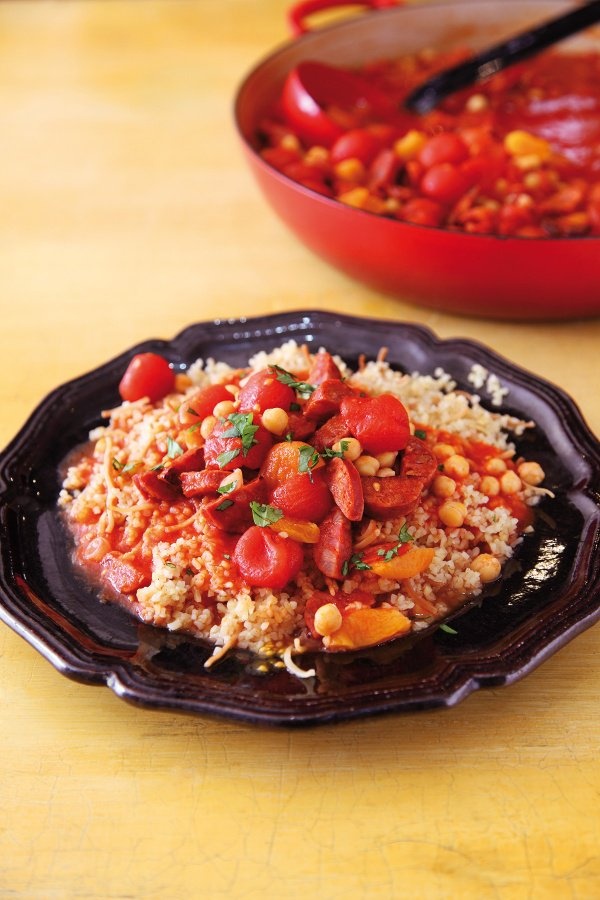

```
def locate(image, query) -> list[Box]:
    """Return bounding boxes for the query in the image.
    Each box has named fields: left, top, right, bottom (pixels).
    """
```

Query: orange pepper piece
left=270, top=516, right=320, bottom=544
left=326, top=607, right=411, bottom=650
left=368, top=546, right=435, bottom=579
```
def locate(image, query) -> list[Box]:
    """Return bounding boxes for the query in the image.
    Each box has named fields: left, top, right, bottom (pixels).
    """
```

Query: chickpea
left=200, top=415, right=217, bottom=440
left=332, top=436, right=362, bottom=461
left=377, top=467, right=396, bottom=478
left=375, top=451, right=397, bottom=469
left=485, top=457, right=507, bottom=475
left=438, top=500, right=467, bottom=528
left=262, top=407, right=289, bottom=436
left=213, top=399, right=237, bottom=419
left=432, top=442, right=456, bottom=460
left=442, top=454, right=470, bottom=480
left=517, top=461, right=545, bottom=486
left=470, top=553, right=502, bottom=583
left=432, top=474, right=456, bottom=498
left=479, top=475, right=500, bottom=498
left=500, top=469, right=522, bottom=495
left=354, top=455, right=379, bottom=476
left=313, top=603, right=343, bottom=637
left=334, top=157, right=366, bottom=183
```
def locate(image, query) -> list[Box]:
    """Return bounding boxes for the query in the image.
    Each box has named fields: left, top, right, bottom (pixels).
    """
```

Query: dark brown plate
left=1, top=311, right=599, bottom=726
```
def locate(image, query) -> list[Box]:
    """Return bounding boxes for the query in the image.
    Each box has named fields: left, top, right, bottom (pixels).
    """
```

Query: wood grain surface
left=1, top=2, right=599, bottom=897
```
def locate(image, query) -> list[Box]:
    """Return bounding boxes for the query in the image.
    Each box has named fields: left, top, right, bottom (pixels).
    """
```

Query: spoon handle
left=405, top=0, right=600, bottom=114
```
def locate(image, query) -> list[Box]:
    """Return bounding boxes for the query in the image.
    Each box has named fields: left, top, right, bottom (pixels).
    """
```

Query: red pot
left=234, top=0, right=600, bottom=319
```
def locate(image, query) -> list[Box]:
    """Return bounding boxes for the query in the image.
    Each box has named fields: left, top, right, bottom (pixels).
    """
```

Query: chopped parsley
left=250, top=502, right=284, bottom=528
left=216, top=498, right=234, bottom=511
left=439, top=623, right=458, bottom=635
left=322, top=440, right=349, bottom=460
left=216, top=448, right=241, bottom=468
left=342, top=552, right=372, bottom=575
left=414, top=428, right=427, bottom=440
left=187, top=406, right=200, bottom=418
left=221, top=412, right=259, bottom=456
left=376, top=523, right=414, bottom=560
left=298, top=445, right=320, bottom=480
left=167, top=436, right=184, bottom=459
left=271, top=365, right=315, bottom=395
left=112, top=458, right=139, bottom=473
left=216, top=478, right=237, bottom=495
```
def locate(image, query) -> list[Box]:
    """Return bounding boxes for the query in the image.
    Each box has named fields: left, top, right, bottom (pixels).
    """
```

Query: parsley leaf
left=298, top=445, right=320, bottom=480
left=322, top=440, right=349, bottom=460
left=376, top=523, right=414, bottom=560
left=216, top=478, right=237, bottom=495
left=216, top=448, right=240, bottom=468
left=439, top=623, right=458, bottom=635
left=221, top=412, right=259, bottom=456
left=344, top=552, right=372, bottom=573
left=271, top=365, right=315, bottom=395
left=414, top=428, right=427, bottom=440
left=216, top=499, right=234, bottom=511
left=167, top=436, right=184, bottom=459
left=250, top=502, right=284, bottom=528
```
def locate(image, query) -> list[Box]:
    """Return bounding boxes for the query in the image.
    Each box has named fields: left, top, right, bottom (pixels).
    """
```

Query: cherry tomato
left=341, top=393, right=410, bottom=455
left=419, top=132, right=468, bottom=168
left=401, top=198, right=445, bottom=227
left=420, top=163, right=470, bottom=206
left=118, top=353, right=175, bottom=403
left=331, top=128, right=382, bottom=166
left=237, top=368, right=296, bottom=413
left=204, top=417, right=272, bottom=471
left=233, top=526, right=304, bottom=589
left=179, top=383, right=234, bottom=426
left=270, top=470, right=332, bottom=522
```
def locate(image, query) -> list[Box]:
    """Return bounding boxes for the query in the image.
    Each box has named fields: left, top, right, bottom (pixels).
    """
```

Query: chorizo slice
left=307, top=350, right=343, bottom=386
left=313, top=507, right=352, bottom=580
left=286, top=410, right=316, bottom=441
left=160, top=447, right=205, bottom=477
left=303, top=379, right=354, bottom=421
left=400, top=436, right=438, bottom=485
left=325, top=456, right=364, bottom=522
left=133, top=470, right=181, bottom=502
left=202, top=476, right=268, bottom=533
left=313, top=413, right=348, bottom=453
left=100, top=553, right=151, bottom=594
left=180, top=468, right=225, bottom=498
left=361, top=475, right=425, bottom=520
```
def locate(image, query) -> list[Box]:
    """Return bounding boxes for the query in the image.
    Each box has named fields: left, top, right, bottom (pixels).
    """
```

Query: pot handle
left=288, top=0, right=401, bottom=37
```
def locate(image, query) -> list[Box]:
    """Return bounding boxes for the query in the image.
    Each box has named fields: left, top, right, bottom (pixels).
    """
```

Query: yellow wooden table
left=1, top=2, right=599, bottom=897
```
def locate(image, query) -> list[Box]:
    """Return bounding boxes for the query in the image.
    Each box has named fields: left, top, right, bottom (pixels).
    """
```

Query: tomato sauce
left=257, top=49, right=600, bottom=237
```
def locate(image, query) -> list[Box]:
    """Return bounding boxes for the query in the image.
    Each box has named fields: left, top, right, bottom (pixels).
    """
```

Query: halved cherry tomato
left=232, top=526, right=303, bottom=589
left=179, top=384, right=234, bottom=426
left=118, top=353, right=175, bottom=403
left=260, top=440, right=324, bottom=489
left=340, top=393, right=410, bottom=455
left=270, top=470, right=332, bottom=522
left=237, top=368, right=296, bottom=413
